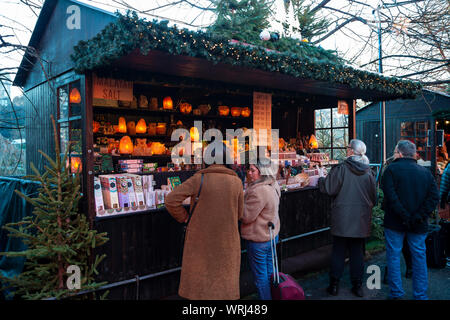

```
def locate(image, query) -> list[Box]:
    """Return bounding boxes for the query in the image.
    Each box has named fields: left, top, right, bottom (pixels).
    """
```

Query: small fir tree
left=208, top=0, right=272, bottom=43
left=0, top=115, right=109, bottom=300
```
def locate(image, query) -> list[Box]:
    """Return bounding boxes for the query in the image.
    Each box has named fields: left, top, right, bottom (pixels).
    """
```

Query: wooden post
left=83, top=72, right=95, bottom=227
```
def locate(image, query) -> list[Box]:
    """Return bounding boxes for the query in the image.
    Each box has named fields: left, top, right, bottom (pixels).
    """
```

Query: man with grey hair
left=381, top=139, right=439, bottom=300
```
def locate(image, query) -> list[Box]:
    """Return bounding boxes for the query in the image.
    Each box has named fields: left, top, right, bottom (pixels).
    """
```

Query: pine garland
left=71, top=11, right=422, bottom=100
left=0, top=115, right=109, bottom=300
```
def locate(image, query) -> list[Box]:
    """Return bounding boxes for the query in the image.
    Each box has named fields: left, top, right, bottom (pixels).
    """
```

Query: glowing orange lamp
left=118, top=117, right=127, bottom=133
left=70, top=157, right=82, bottom=173
left=163, top=96, right=173, bottom=110
left=309, top=134, right=319, bottom=149
left=136, top=118, right=147, bottom=134
left=190, top=127, right=200, bottom=142
left=218, top=106, right=230, bottom=116
left=69, top=88, right=81, bottom=104
left=231, top=107, right=241, bottom=117
left=241, top=107, right=251, bottom=117
left=119, top=136, right=134, bottom=154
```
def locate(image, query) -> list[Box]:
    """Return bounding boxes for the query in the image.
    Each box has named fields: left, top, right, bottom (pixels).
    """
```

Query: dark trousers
left=330, top=236, right=365, bottom=281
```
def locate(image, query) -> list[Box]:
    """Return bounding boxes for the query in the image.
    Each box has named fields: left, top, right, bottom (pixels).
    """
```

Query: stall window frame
left=314, top=107, right=349, bottom=160
left=400, top=119, right=431, bottom=160
left=56, top=79, right=83, bottom=173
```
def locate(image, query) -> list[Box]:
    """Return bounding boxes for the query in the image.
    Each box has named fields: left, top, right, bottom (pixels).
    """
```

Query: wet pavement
left=293, top=250, right=450, bottom=300
left=242, top=249, right=450, bottom=300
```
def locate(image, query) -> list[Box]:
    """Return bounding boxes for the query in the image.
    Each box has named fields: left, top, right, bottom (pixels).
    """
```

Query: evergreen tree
left=291, top=0, right=330, bottom=42
left=207, top=0, right=273, bottom=43
left=0, top=115, right=109, bottom=300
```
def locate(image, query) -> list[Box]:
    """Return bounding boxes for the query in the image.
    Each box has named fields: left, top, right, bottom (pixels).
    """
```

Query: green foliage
left=207, top=0, right=272, bottom=43
left=0, top=116, right=109, bottom=300
left=71, top=12, right=422, bottom=100
left=292, top=0, right=330, bottom=41
left=371, top=188, right=385, bottom=241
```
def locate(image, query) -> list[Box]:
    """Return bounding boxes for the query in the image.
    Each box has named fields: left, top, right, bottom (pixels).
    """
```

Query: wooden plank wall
left=24, top=81, right=57, bottom=174
left=93, top=188, right=332, bottom=300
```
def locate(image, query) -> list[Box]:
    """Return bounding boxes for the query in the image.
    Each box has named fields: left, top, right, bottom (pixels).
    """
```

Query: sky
left=0, top=0, right=405, bottom=99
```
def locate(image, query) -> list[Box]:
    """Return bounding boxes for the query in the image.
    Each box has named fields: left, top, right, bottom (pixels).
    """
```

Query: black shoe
left=351, top=280, right=364, bottom=298
left=405, top=268, right=412, bottom=279
left=326, top=277, right=339, bottom=296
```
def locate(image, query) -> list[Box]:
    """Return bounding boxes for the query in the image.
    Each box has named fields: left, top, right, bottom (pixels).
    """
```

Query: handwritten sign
left=93, top=74, right=133, bottom=101
left=253, top=92, right=272, bottom=146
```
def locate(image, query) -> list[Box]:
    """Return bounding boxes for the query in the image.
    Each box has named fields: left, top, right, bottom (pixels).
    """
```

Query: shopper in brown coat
left=165, top=145, right=244, bottom=300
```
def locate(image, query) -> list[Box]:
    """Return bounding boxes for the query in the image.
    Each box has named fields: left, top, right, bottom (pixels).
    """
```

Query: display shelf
left=92, top=106, right=252, bottom=122
left=93, top=133, right=179, bottom=142
left=94, top=204, right=190, bottom=221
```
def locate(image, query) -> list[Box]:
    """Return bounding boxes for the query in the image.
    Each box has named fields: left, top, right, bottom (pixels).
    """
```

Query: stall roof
left=71, top=12, right=422, bottom=102
left=13, top=0, right=116, bottom=88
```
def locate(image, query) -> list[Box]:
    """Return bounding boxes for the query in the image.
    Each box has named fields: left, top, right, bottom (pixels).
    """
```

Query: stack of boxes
left=96, top=173, right=185, bottom=217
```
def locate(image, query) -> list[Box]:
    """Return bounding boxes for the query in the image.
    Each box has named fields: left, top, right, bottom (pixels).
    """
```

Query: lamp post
left=373, top=4, right=386, bottom=166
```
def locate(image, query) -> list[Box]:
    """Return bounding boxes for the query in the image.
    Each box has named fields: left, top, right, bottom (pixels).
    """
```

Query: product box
left=94, top=177, right=105, bottom=215
left=126, top=174, right=145, bottom=207
left=118, top=159, right=144, bottom=164
left=167, top=176, right=182, bottom=191
left=99, top=175, right=120, bottom=210
left=116, top=176, right=131, bottom=209
left=125, top=177, right=138, bottom=208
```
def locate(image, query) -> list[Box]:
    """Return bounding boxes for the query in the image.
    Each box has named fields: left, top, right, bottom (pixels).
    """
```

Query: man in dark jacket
left=319, top=139, right=376, bottom=298
left=381, top=140, right=439, bottom=300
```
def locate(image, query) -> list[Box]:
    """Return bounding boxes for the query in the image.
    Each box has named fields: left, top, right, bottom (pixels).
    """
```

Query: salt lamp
left=190, top=127, right=200, bottom=142
left=241, top=107, right=251, bottom=117
left=119, top=136, right=134, bottom=154
left=118, top=117, right=127, bottom=133
left=136, top=118, right=147, bottom=134
left=163, top=96, right=173, bottom=110
left=218, top=106, right=230, bottom=116
left=70, top=157, right=82, bottom=173
left=69, top=87, right=81, bottom=104
left=231, top=107, right=241, bottom=117
left=309, top=134, right=318, bottom=149
left=179, top=102, right=192, bottom=114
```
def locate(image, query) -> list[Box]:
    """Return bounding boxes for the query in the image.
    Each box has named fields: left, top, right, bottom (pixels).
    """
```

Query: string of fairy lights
left=71, top=12, right=422, bottom=99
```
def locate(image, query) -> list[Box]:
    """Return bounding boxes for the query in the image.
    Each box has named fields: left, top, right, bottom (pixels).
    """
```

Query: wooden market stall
left=13, top=0, right=421, bottom=299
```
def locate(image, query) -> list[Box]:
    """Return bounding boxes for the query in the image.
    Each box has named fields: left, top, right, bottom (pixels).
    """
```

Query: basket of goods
left=293, top=172, right=310, bottom=187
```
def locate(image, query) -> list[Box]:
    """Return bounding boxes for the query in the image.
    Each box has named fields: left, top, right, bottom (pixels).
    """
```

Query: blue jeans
left=384, top=228, right=428, bottom=300
left=246, top=235, right=279, bottom=300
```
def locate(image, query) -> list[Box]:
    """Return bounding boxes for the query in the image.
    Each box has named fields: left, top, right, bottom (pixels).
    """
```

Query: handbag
left=179, top=173, right=204, bottom=261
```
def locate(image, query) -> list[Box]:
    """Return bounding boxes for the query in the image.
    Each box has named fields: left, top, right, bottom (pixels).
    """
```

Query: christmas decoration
left=0, top=116, right=108, bottom=300
left=71, top=12, right=421, bottom=100
left=259, top=29, right=271, bottom=41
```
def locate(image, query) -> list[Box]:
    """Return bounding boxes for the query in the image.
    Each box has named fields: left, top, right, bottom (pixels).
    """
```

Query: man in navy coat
left=381, top=140, right=439, bottom=300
